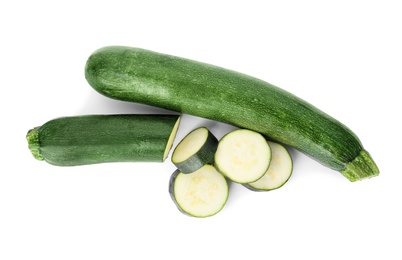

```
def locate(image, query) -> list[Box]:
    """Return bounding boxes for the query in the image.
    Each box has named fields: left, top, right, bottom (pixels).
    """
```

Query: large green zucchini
left=84, top=46, right=379, bottom=181
left=27, top=114, right=180, bottom=166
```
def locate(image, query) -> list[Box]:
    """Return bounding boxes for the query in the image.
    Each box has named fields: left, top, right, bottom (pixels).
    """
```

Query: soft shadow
left=75, top=89, right=179, bottom=116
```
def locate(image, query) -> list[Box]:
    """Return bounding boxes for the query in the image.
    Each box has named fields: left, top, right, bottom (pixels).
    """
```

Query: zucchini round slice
left=169, top=165, right=229, bottom=218
left=214, top=129, right=271, bottom=184
left=244, top=141, right=293, bottom=191
left=171, top=127, right=218, bottom=174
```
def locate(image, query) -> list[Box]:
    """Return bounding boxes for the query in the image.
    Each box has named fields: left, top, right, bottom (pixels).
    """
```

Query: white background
left=1, top=1, right=401, bottom=259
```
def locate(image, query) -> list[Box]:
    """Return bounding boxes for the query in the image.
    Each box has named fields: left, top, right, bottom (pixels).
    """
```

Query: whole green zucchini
left=27, top=114, right=180, bottom=166
left=85, top=46, right=379, bottom=181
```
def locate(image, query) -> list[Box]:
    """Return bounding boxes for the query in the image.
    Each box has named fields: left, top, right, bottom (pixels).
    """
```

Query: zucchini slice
left=244, top=141, right=293, bottom=191
left=171, top=127, right=218, bottom=174
left=214, top=129, right=271, bottom=184
left=169, top=165, right=229, bottom=218
left=26, top=114, right=181, bottom=166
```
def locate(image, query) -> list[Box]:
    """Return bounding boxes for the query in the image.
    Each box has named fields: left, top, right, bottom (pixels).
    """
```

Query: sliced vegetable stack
left=169, top=127, right=227, bottom=217
left=168, top=127, right=294, bottom=217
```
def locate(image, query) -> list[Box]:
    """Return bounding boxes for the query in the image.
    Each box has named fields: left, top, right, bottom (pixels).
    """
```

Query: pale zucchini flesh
left=244, top=141, right=293, bottom=191
left=172, top=127, right=208, bottom=163
left=163, top=117, right=181, bottom=161
left=169, top=165, right=229, bottom=218
left=214, top=129, right=271, bottom=184
left=172, top=127, right=218, bottom=173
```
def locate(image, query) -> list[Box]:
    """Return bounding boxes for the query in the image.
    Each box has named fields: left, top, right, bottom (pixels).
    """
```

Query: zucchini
left=85, top=46, right=379, bottom=181
left=26, top=114, right=180, bottom=166
left=171, top=127, right=218, bottom=174
left=243, top=141, right=293, bottom=191
left=169, top=165, right=229, bottom=218
left=214, top=129, right=271, bottom=183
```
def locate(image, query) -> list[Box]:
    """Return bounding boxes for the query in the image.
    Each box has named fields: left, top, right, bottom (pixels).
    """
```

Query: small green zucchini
left=85, top=46, right=379, bottom=181
left=26, top=114, right=180, bottom=166
left=171, top=127, right=218, bottom=174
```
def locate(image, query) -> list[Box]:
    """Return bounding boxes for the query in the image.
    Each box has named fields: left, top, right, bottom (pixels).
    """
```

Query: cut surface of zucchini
left=172, top=127, right=218, bottom=173
left=163, top=116, right=181, bottom=161
left=214, top=129, right=271, bottom=183
left=169, top=165, right=228, bottom=218
left=244, top=141, right=293, bottom=191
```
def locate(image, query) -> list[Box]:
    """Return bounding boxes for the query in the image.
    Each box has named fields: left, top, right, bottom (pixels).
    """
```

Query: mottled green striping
left=85, top=46, right=365, bottom=172
left=27, top=114, right=180, bottom=166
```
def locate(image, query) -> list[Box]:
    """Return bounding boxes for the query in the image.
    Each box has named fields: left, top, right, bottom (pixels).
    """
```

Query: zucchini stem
left=26, top=127, right=44, bottom=161
left=341, top=150, right=379, bottom=182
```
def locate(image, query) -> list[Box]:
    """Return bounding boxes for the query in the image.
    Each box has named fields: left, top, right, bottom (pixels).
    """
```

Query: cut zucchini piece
left=26, top=114, right=181, bottom=166
left=172, top=127, right=218, bottom=173
left=169, top=165, right=228, bottom=218
left=244, top=141, right=293, bottom=191
left=214, top=129, right=271, bottom=183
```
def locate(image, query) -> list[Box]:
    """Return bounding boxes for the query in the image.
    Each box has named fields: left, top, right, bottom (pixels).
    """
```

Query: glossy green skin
left=85, top=46, right=363, bottom=172
left=27, top=114, right=180, bottom=166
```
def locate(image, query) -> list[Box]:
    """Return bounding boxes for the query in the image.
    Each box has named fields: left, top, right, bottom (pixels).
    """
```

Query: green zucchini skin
left=85, top=46, right=379, bottom=181
left=26, top=114, right=180, bottom=166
